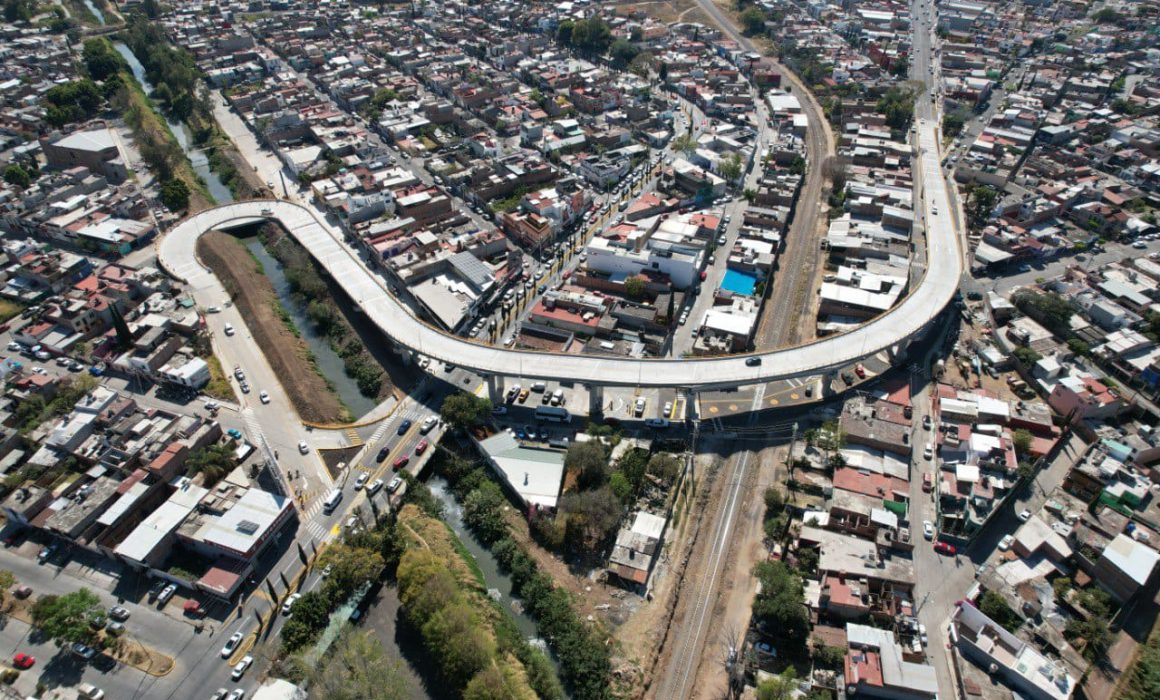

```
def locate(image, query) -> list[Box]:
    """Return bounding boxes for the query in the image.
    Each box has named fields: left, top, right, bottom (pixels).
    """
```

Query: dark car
left=376, top=447, right=389, bottom=462
left=745, top=357, right=762, bottom=367
left=71, top=642, right=98, bottom=661
left=397, top=419, right=412, bottom=435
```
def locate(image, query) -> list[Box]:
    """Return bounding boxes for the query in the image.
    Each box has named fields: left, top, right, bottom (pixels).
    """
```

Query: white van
left=322, top=489, right=343, bottom=514
left=550, top=389, right=564, bottom=406
left=223, top=323, right=235, bottom=336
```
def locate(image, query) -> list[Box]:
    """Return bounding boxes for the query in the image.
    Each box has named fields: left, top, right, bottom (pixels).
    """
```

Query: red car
left=933, top=541, right=956, bottom=556
left=700, top=271, right=708, bottom=280
left=854, top=363, right=866, bottom=379
left=414, top=439, right=429, bottom=455
left=12, top=653, right=34, bottom=669
left=393, top=455, right=410, bottom=470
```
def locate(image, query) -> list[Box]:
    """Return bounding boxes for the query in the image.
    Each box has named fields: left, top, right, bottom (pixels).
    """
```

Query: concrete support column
left=587, top=384, right=604, bottom=418
left=485, top=374, right=501, bottom=405
left=682, top=388, right=698, bottom=423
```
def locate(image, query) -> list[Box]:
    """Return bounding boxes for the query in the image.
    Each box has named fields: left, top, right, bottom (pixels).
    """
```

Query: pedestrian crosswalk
left=344, top=428, right=363, bottom=446
left=303, top=519, right=328, bottom=543
left=241, top=408, right=263, bottom=441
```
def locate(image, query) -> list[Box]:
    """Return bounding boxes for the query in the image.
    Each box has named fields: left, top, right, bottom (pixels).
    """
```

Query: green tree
left=3, top=164, right=30, bottom=189
left=719, top=152, right=743, bottom=182
left=624, top=275, right=646, bottom=300
left=1012, top=428, right=1033, bottom=457
left=560, top=487, right=622, bottom=553
left=303, top=630, right=410, bottom=700
left=82, top=39, right=126, bottom=82
left=1067, top=338, right=1089, bottom=356
left=318, top=543, right=385, bottom=599
left=740, top=7, right=768, bottom=35
left=965, top=183, right=999, bottom=230
left=608, top=471, right=632, bottom=501
left=29, top=589, right=104, bottom=647
left=979, top=591, right=1022, bottom=632
left=465, top=659, right=538, bottom=700
left=441, top=392, right=493, bottom=429
left=942, top=111, right=967, bottom=137
left=556, top=19, right=574, bottom=45
left=565, top=440, right=610, bottom=489
left=876, top=85, right=917, bottom=131
left=1012, top=346, right=1042, bottom=365
left=756, top=668, right=798, bottom=700
left=422, top=601, right=496, bottom=688
left=159, top=178, right=191, bottom=212
left=671, top=132, right=696, bottom=155
left=647, top=453, right=682, bottom=484
left=608, top=39, right=639, bottom=68
left=462, top=480, right=509, bottom=545
left=185, top=443, right=237, bottom=487
left=751, top=561, right=809, bottom=650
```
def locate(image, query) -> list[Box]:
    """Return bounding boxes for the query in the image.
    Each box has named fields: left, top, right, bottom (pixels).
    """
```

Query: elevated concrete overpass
left=159, top=126, right=958, bottom=400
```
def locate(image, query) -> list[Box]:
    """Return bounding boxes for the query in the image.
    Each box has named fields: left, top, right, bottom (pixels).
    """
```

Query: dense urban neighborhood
left=0, top=1, right=1158, bottom=700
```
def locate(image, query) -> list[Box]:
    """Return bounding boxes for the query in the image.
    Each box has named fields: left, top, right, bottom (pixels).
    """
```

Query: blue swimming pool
left=721, top=268, right=758, bottom=296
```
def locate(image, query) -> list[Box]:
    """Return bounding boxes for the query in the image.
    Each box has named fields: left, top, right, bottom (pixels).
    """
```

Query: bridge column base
left=682, top=388, right=698, bottom=423
left=485, top=375, right=501, bottom=405
left=587, top=384, right=604, bottom=418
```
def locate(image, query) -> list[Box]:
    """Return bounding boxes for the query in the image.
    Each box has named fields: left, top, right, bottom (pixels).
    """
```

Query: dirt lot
left=618, top=0, right=713, bottom=25
left=197, top=231, right=347, bottom=423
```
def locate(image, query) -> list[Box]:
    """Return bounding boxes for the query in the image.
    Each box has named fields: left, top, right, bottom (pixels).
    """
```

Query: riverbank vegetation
left=257, top=226, right=394, bottom=401
left=118, top=15, right=257, bottom=200
left=431, top=443, right=616, bottom=700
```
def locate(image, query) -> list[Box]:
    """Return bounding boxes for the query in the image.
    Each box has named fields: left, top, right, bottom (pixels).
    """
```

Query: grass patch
left=443, top=521, right=487, bottom=587
left=0, top=300, right=22, bottom=323
left=201, top=354, right=235, bottom=401
left=116, top=71, right=214, bottom=210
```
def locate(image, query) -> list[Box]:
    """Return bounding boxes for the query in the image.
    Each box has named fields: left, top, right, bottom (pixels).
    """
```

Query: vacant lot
left=197, top=231, right=347, bottom=423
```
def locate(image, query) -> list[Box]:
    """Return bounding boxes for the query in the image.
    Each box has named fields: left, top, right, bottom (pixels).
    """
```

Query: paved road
left=690, top=0, right=839, bottom=351
left=159, top=190, right=960, bottom=391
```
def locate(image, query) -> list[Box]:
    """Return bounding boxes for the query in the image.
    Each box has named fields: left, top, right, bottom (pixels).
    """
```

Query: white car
left=228, top=690, right=245, bottom=700
left=223, top=323, right=235, bottom=336
left=998, top=534, right=1015, bottom=552
left=662, top=401, right=672, bottom=417
left=220, top=632, right=244, bottom=658
left=298, top=440, right=309, bottom=454
left=231, top=655, right=254, bottom=681
left=353, top=471, right=370, bottom=490
left=1017, top=509, right=1032, bottom=522
left=366, top=479, right=384, bottom=496
left=281, top=593, right=302, bottom=616
left=922, top=520, right=934, bottom=540
left=923, top=443, right=933, bottom=460
left=259, top=390, right=270, bottom=404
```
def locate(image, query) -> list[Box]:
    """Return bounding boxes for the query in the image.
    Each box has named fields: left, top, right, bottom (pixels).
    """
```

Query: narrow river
left=113, top=42, right=378, bottom=415
left=426, top=476, right=543, bottom=640
left=243, top=237, right=377, bottom=416
left=80, top=0, right=105, bottom=24
left=112, top=43, right=235, bottom=204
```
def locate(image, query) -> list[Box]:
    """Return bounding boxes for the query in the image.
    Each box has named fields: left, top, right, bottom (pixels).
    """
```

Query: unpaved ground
left=197, top=231, right=347, bottom=423
left=690, top=444, right=784, bottom=700
left=619, top=0, right=713, bottom=25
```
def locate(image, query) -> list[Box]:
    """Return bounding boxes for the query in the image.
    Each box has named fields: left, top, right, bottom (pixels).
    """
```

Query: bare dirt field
left=197, top=231, right=347, bottom=423
left=618, top=0, right=713, bottom=26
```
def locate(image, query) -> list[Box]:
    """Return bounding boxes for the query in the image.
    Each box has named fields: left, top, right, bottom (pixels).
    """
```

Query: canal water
left=112, top=43, right=235, bottom=204
left=113, top=43, right=377, bottom=415
left=243, top=237, right=377, bottom=417
left=426, top=476, right=543, bottom=640
left=81, top=0, right=105, bottom=24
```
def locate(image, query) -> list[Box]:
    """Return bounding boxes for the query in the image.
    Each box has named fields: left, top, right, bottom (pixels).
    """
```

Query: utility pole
left=787, top=421, right=799, bottom=476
